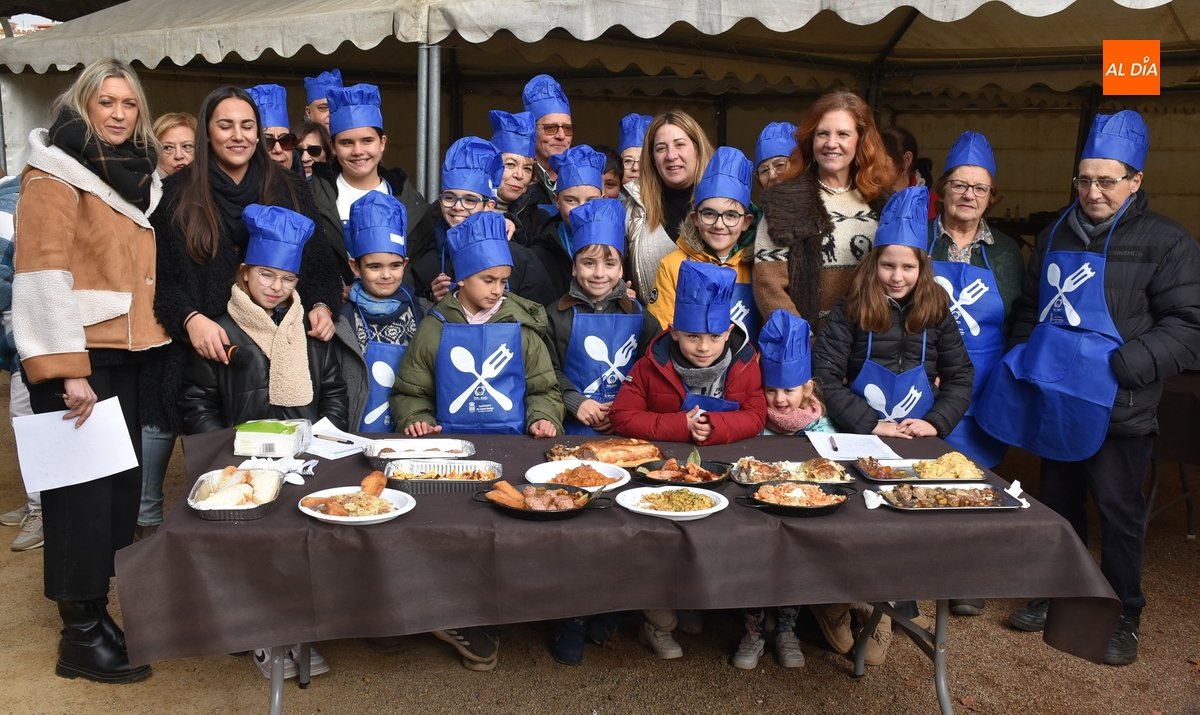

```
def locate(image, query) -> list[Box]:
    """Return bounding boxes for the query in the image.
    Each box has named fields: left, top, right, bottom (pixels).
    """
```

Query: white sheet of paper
left=806, top=432, right=901, bottom=461
left=13, top=396, right=139, bottom=492
left=304, top=417, right=371, bottom=460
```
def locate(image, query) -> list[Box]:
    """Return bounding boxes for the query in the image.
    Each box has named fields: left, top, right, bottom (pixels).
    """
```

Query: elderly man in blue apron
left=978, top=110, right=1200, bottom=665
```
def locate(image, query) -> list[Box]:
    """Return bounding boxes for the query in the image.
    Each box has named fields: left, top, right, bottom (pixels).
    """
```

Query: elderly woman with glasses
left=245, top=84, right=299, bottom=173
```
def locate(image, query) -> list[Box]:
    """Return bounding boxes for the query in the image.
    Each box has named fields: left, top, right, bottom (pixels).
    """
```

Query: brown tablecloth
left=1152, top=373, right=1200, bottom=464
left=115, top=431, right=1120, bottom=667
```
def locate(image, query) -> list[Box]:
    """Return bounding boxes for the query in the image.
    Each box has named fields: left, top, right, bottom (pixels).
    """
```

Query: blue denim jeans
left=138, top=426, right=176, bottom=527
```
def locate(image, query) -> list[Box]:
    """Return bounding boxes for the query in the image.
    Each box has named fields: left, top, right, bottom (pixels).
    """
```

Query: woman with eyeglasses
left=618, top=113, right=652, bottom=188
left=488, top=109, right=540, bottom=246
left=753, top=122, right=796, bottom=190
left=623, top=111, right=714, bottom=304
left=152, top=112, right=196, bottom=178
left=244, top=84, right=298, bottom=173
left=309, top=83, right=435, bottom=286
left=292, top=120, right=331, bottom=180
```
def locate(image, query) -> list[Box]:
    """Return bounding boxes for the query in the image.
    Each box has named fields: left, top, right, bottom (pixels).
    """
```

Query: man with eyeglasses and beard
left=978, top=110, right=1200, bottom=666
left=522, top=74, right=574, bottom=208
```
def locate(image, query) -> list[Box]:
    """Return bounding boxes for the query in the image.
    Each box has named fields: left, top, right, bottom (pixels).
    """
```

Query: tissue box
left=233, top=419, right=312, bottom=458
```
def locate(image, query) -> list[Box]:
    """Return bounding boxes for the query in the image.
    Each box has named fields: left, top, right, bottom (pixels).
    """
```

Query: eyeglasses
left=300, top=144, right=324, bottom=158
left=161, top=142, right=194, bottom=156
left=756, top=158, right=789, bottom=181
left=1073, top=176, right=1128, bottom=192
left=263, top=132, right=297, bottom=152
left=622, top=157, right=641, bottom=170
left=439, top=192, right=486, bottom=211
left=696, top=208, right=747, bottom=228
left=252, top=268, right=298, bottom=289
left=537, top=123, right=574, bottom=138
left=945, top=180, right=993, bottom=197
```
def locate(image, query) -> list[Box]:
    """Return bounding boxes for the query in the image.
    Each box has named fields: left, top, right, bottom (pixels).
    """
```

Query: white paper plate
left=616, top=486, right=729, bottom=521
left=524, top=460, right=630, bottom=493
left=298, top=487, right=415, bottom=525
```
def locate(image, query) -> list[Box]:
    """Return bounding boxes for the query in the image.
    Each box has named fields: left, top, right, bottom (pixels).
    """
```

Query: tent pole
left=426, top=44, right=441, bottom=206
left=416, top=44, right=428, bottom=199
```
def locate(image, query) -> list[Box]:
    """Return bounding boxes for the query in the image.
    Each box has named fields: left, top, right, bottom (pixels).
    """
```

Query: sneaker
left=289, top=644, right=329, bottom=676
left=1103, top=615, right=1140, bottom=666
left=586, top=612, right=622, bottom=646
left=553, top=618, right=587, bottom=666
left=11, top=509, right=43, bottom=552
left=810, top=604, right=854, bottom=654
left=253, top=648, right=297, bottom=679
left=775, top=630, right=805, bottom=668
left=0, top=503, right=29, bottom=527
left=950, top=599, right=986, bottom=617
left=366, top=636, right=408, bottom=653
left=676, top=609, right=703, bottom=635
left=433, top=627, right=498, bottom=664
left=861, top=613, right=892, bottom=666
left=638, top=620, right=683, bottom=659
left=1008, top=599, right=1049, bottom=632
left=731, top=632, right=764, bottom=669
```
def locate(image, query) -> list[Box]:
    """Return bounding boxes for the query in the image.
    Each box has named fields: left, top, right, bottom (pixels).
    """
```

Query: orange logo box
left=1103, top=40, right=1160, bottom=95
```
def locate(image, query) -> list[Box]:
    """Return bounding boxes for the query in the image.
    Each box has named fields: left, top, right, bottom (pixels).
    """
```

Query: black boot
left=56, top=600, right=151, bottom=683
left=1103, top=615, right=1140, bottom=666
left=94, top=597, right=126, bottom=650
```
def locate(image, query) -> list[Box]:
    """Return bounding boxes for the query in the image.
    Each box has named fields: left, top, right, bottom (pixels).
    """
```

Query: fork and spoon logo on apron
left=434, top=318, right=527, bottom=434
left=562, top=310, right=643, bottom=435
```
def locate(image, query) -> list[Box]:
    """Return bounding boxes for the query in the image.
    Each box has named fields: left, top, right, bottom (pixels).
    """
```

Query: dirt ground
left=0, top=375, right=1196, bottom=715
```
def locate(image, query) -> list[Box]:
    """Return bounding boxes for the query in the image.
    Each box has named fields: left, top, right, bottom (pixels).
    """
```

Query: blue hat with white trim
left=243, top=204, right=313, bottom=275
left=759, top=310, right=812, bottom=389
left=693, top=146, right=753, bottom=209
left=441, top=137, right=504, bottom=199
left=570, top=198, right=626, bottom=256
left=874, top=186, right=929, bottom=251
left=327, top=83, right=383, bottom=137
left=1082, top=110, right=1149, bottom=172
left=347, top=192, right=408, bottom=259
left=244, top=84, right=289, bottom=129
left=447, top=211, right=513, bottom=280
left=754, top=122, right=798, bottom=166
left=522, top=74, right=571, bottom=120
left=304, top=69, right=343, bottom=105
left=673, top=261, right=735, bottom=334
left=489, top=110, right=537, bottom=159
left=618, top=113, right=654, bottom=154
left=945, top=131, right=997, bottom=178
left=549, top=144, right=605, bottom=192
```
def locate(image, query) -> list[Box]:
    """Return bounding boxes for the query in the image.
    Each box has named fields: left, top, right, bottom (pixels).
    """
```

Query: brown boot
left=810, top=604, right=854, bottom=654
left=862, top=612, right=892, bottom=666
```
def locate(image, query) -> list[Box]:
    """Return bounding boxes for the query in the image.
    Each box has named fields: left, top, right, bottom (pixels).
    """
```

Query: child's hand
left=872, top=421, right=912, bottom=439
left=576, top=399, right=608, bottom=426
left=897, top=418, right=937, bottom=437
left=307, top=306, right=336, bottom=341
left=687, top=408, right=713, bottom=443
left=404, top=421, right=442, bottom=437
left=432, top=273, right=453, bottom=302
left=625, top=280, right=637, bottom=301
left=504, top=217, right=517, bottom=240
left=529, top=420, right=557, bottom=438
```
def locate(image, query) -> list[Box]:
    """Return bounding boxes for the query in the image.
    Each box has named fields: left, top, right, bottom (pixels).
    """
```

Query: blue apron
left=355, top=293, right=415, bottom=432
left=850, top=331, right=936, bottom=423
left=730, top=281, right=761, bottom=345
left=562, top=308, right=643, bottom=435
left=434, top=315, right=527, bottom=434
left=681, top=393, right=740, bottom=414
left=929, top=224, right=1008, bottom=467
left=977, top=200, right=1128, bottom=462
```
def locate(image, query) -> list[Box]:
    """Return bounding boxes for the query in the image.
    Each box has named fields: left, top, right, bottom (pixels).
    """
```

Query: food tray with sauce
left=384, top=459, right=501, bottom=494
left=471, top=483, right=611, bottom=521
left=850, top=457, right=984, bottom=484
left=871, top=483, right=1024, bottom=512
left=632, top=459, right=732, bottom=490
left=364, top=439, right=476, bottom=470
left=735, top=481, right=857, bottom=518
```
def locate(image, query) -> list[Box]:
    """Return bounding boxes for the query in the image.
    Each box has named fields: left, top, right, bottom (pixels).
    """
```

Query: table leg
left=851, top=606, right=884, bottom=678
left=268, top=645, right=286, bottom=715
left=933, top=600, right=952, bottom=715
left=297, top=643, right=311, bottom=689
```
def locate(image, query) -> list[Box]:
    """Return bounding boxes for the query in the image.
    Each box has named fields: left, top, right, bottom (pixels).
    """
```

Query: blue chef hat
left=447, top=211, right=513, bottom=280
left=549, top=144, right=605, bottom=191
left=244, top=84, right=289, bottom=129
left=759, top=310, right=812, bottom=389
left=347, top=192, right=408, bottom=259
left=570, top=198, right=626, bottom=257
left=522, top=74, right=571, bottom=120
left=673, top=262, right=735, bottom=334
left=304, top=69, right=343, bottom=105
left=328, top=83, right=384, bottom=137
left=874, top=186, right=930, bottom=251
left=489, top=110, right=537, bottom=159
left=754, top=122, right=798, bottom=166
left=693, top=146, right=753, bottom=209
left=442, top=137, right=504, bottom=199
left=618, top=113, right=654, bottom=154
left=1082, top=110, right=1149, bottom=172
left=243, top=204, right=314, bottom=275
left=945, top=131, right=997, bottom=178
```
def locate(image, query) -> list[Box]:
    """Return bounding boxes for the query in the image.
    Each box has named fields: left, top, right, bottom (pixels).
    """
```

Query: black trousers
left=1040, top=433, right=1153, bottom=616
left=27, top=364, right=142, bottom=602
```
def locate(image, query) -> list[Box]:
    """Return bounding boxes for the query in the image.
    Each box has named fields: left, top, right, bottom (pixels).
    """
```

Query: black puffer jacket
left=179, top=313, right=349, bottom=434
left=813, top=297, right=975, bottom=438
left=1009, top=190, right=1200, bottom=436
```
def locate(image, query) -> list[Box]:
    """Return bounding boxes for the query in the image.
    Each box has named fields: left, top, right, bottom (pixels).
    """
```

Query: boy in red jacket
left=610, top=261, right=766, bottom=445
